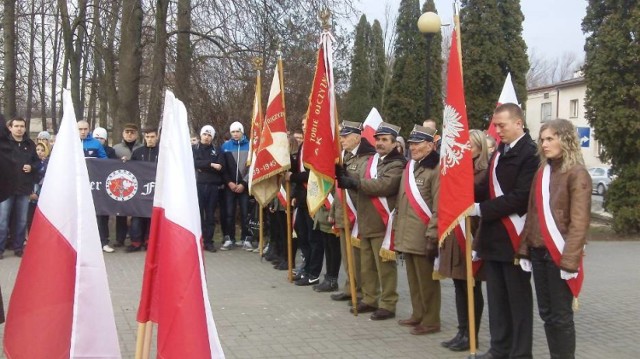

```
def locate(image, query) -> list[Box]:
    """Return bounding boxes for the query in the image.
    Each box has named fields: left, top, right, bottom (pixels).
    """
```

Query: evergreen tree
left=383, top=0, right=426, bottom=135
left=497, top=0, right=529, bottom=108
left=422, top=0, right=443, bottom=128
left=369, top=20, right=387, bottom=111
left=344, top=15, right=372, bottom=122
left=583, top=1, right=640, bottom=233
left=460, top=0, right=505, bottom=130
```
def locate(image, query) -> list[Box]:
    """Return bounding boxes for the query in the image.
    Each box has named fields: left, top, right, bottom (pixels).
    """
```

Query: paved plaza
left=0, top=239, right=638, bottom=358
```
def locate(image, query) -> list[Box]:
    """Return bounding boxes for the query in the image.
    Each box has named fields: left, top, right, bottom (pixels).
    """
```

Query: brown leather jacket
left=518, top=160, right=591, bottom=272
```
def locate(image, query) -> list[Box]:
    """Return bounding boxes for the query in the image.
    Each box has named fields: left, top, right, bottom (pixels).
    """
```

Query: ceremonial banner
left=247, top=68, right=264, bottom=170
left=250, top=60, right=291, bottom=207
left=438, top=29, right=475, bottom=244
left=86, top=159, right=156, bottom=217
left=137, top=91, right=224, bottom=358
left=4, top=90, right=120, bottom=358
left=303, top=32, right=340, bottom=216
left=362, top=107, right=383, bottom=145
left=487, top=72, right=519, bottom=142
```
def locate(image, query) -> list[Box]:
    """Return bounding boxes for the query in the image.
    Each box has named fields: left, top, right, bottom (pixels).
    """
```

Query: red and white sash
left=335, top=188, right=360, bottom=246
left=404, top=159, right=432, bottom=225
left=489, top=151, right=526, bottom=252
left=535, top=164, right=584, bottom=298
left=365, top=154, right=394, bottom=261
left=453, top=219, right=483, bottom=276
left=277, top=185, right=287, bottom=208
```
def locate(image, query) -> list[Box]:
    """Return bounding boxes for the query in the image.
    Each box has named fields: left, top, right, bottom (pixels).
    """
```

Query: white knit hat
left=200, top=125, right=216, bottom=138
left=93, top=127, right=108, bottom=140
left=229, top=121, right=244, bottom=133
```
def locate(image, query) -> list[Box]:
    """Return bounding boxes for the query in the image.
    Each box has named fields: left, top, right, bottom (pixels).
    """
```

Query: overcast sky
left=355, top=0, right=587, bottom=61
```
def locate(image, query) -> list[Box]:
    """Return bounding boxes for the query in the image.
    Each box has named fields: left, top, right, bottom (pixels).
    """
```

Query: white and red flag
left=303, top=30, right=341, bottom=216
left=4, top=89, right=121, bottom=358
left=361, top=107, right=383, bottom=145
left=250, top=59, right=291, bottom=207
left=487, top=72, right=519, bottom=142
left=247, top=67, right=264, bottom=170
left=438, top=29, right=475, bottom=244
left=137, top=90, right=224, bottom=358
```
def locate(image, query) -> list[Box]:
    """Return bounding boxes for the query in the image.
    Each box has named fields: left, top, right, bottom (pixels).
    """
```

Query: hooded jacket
left=82, top=133, right=107, bottom=159
left=8, top=134, right=41, bottom=195
left=221, top=135, right=250, bottom=187
left=193, top=142, right=224, bottom=184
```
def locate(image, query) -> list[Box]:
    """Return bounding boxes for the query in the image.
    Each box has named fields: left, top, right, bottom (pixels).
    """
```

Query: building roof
left=528, top=76, right=585, bottom=93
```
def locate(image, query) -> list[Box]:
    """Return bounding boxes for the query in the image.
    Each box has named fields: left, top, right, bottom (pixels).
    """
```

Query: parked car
left=588, top=166, right=612, bottom=195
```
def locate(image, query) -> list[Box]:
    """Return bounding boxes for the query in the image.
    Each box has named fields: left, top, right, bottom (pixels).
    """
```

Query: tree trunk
left=40, top=0, right=48, bottom=131
left=116, top=0, right=143, bottom=140
left=3, top=0, right=17, bottom=118
left=146, top=0, right=170, bottom=128
left=175, top=0, right=192, bottom=110
left=51, top=6, right=62, bottom=133
left=58, top=0, right=87, bottom=120
left=25, top=0, right=38, bottom=131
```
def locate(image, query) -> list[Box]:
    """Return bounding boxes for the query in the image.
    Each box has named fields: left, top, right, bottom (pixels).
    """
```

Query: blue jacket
left=221, top=135, right=250, bottom=186
left=82, top=133, right=107, bottom=158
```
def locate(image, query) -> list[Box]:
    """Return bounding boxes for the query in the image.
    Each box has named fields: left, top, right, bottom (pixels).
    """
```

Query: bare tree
left=146, top=0, right=170, bottom=127
left=527, top=49, right=583, bottom=88
left=116, top=0, right=143, bottom=138
left=3, top=0, right=17, bottom=117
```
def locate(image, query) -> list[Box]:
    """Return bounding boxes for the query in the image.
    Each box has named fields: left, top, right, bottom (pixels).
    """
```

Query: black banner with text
left=86, top=159, right=157, bottom=217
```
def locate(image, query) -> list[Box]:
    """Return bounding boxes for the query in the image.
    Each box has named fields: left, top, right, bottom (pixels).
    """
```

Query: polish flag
left=137, top=91, right=224, bottom=358
left=3, top=89, right=121, bottom=358
left=362, top=108, right=384, bottom=145
left=487, top=73, right=519, bottom=142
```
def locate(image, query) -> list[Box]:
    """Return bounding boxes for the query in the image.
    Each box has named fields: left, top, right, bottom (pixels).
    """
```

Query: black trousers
left=115, top=216, right=128, bottom=244
left=453, top=279, right=484, bottom=337
left=485, top=260, right=533, bottom=359
left=531, top=247, right=576, bottom=359
left=294, top=206, right=312, bottom=274
left=268, top=210, right=287, bottom=259
left=197, top=182, right=219, bottom=245
left=130, top=217, right=151, bottom=246
left=307, top=229, right=326, bottom=278
left=322, top=232, right=341, bottom=279
left=96, top=215, right=110, bottom=246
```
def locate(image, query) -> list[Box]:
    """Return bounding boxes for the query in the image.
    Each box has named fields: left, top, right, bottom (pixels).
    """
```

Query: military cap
left=374, top=122, right=401, bottom=138
left=407, top=124, right=437, bottom=143
left=339, top=121, right=363, bottom=136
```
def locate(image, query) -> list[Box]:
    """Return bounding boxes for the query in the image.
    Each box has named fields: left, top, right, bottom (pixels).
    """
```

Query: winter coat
left=517, top=160, right=591, bottom=272
left=82, top=133, right=107, bottom=159
left=131, top=145, right=159, bottom=163
left=356, top=148, right=407, bottom=239
left=0, top=125, right=19, bottom=202
left=289, top=144, right=309, bottom=209
left=113, top=140, right=143, bottom=160
left=221, top=136, right=250, bottom=187
left=393, top=150, right=439, bottom=256
left=439, top=162, right=488, bottom=280
left=475, top=132, right=539, bottom=262
left=192, top=142, right=224, bottom=185
left=330, top=138, right=376, bottom=229
left=8, top=136, right=41, bottom=195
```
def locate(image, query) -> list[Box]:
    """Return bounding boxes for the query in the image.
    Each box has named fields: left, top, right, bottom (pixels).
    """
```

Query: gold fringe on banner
left=379, top=248, right=396, bottom=262
left=351, top=236, right=361, bottom=248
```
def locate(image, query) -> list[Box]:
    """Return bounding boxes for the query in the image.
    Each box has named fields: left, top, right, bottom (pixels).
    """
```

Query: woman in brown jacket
left=518, top=119, right=590, bottom=359
left=438, top=129, right=488, bottom=351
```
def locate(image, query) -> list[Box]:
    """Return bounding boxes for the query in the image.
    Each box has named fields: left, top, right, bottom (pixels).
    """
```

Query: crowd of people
left=0, top=103, right=590, bottom=358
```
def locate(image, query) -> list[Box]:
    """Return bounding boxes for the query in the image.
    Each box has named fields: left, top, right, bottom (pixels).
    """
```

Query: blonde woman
left=518, top=118, right=591, bottom=359
left=438, top=129, right=488, bottom=351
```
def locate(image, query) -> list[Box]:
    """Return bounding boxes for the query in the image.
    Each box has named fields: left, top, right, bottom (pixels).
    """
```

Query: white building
left=525, top=75, right=606, bottom=168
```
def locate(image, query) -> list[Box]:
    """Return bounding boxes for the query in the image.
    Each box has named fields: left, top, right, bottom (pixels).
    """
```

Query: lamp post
left=417, top=11, right=441, bottom=120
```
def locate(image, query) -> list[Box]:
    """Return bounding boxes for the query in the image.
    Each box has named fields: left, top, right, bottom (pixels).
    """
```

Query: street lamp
left=417, top=11, right=441, bottom=120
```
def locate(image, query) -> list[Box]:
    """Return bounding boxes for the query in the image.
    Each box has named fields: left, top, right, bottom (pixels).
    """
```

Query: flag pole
left=453, top=0, right=463, bottom=74
left=286, top=181, right=293, bottom=282
left=142, top=322, right=154, bottom=359
left=135, top=322, right=147, bottom=359
left=465, top=216, right=477, bottom=356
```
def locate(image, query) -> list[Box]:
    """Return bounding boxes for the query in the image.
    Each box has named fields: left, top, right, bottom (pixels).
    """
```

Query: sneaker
left=102, top=245, right=115, bottom=253
left=234, top=241, right=242, bottom=247
left=220, top=239, right=233, bottom=251
left=126, top=245, right=142, bottom=253
left=204, top=243, right=217, bottom=253
left=243, top=241, right=253, bottom=251
left=295, top=275, right=319, bottom=286
left=313, top=278, right=339, bottom=292
left=14, top=249, right=24, bottom=257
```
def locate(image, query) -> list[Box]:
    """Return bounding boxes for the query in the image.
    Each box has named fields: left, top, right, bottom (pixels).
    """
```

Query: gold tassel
left=351, top=236, right=361, bottom=248
left=432, top=270, right=445, bottom=281
left=572, top=297, right=579, bottom=312
left=379, top=248, right=396, bottom=262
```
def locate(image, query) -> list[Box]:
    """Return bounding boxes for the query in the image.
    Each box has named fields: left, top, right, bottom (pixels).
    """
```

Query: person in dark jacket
left=470, top=103, right=539, bottom=359
left=127, top=127, right=161, bottom=252
left=193, top=125, right=225, bottom=252
left=92, top=127, right=118, bottom=253
left=78, top=120, right=106, bottom=159
left=220, top=121, right=252, bottom=250
left=0, top=117, right=41, bottom=259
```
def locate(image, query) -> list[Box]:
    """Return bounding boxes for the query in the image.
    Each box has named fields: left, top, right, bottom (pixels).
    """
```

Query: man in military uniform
left=394, top=125, right=442, bottom=335
left=330, top=121, right=376, bottom=301
left=337, top=122, right=406, bottom=320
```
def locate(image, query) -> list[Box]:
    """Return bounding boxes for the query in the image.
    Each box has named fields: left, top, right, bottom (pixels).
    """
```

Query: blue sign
left=577, top=127, right=590, bottom=148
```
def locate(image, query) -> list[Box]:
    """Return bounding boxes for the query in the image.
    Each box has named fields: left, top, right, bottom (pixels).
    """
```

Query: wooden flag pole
left=465, top=216, right=477, bottom=356
left=142, top=322, right=154, bottom=359
left=258, top=206, right=264, bottom=259
left=340, top=187, right=358, bottom=316
left=135, top=322, right=146, bottom=359
left=286, top=181, right=293, bottom=282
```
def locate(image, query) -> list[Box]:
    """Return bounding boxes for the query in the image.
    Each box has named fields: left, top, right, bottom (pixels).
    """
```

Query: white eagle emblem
left=440, top=104, right=471, bottom=175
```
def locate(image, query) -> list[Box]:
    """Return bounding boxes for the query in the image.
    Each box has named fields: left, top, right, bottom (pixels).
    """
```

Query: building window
left=570, top=99, right=579, bottom=118
left=541, top=102, right=552, bottom=122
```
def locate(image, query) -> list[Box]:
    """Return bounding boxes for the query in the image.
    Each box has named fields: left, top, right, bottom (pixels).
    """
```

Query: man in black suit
left=470, top=103, right=539, bottom=359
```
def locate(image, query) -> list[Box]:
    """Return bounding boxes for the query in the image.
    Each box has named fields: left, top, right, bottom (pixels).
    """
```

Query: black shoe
left=449, top=335, right=470, bottom=352
left=204, top=244, right=217, bottom=253
left=113, top=242, right=124, bottom=248
left=473, top=351, right=501, bottom=359
left=331, top=292, right=351, bottom=301
left=313, top=278, right=338, bottom=292
left=293, top=271, right=306, bottom=281
left=295, top=275, right=319, bottom=286
left=126, top=245, right=142, bottom=253
left=274, top=261, right=288, bottom=270
left=441, top=331, right=464, bottom=348
left=14, top=249, right=23, bottom=257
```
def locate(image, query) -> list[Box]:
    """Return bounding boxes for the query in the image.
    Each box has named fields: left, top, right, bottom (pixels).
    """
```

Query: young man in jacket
left=92, top=127, right=117, bottom=253
left=471, top=103, right=539, bottom=359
